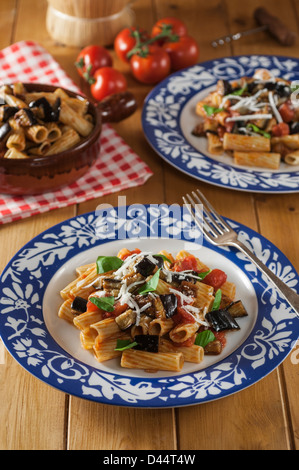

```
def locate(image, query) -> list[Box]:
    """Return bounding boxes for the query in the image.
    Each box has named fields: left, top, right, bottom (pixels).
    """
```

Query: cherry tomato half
left=75, top=45, right=113, bottom=82
left=114, top=27, right=150, bottom=63
left=202, top=269, right=227, bottom=291
left=129, top=45, right=171, bottom=85
left=151, top=17, right=188, bottom=42
left=163, top=35, right=199, bottom=71
left=90, top=67, right=127, bottom=101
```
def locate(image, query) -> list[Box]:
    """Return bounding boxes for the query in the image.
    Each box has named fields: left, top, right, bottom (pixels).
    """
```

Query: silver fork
left=183, top=189, right=299, bottom=317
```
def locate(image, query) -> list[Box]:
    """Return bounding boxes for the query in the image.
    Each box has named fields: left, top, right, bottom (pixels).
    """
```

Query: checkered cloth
left=0, top=41, right=153, bottom=224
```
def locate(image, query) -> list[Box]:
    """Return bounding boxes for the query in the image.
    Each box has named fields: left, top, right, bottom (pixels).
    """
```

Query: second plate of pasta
left=142, top=55, right=299, bottom=193
left=0, top=205, right=298, bottom=408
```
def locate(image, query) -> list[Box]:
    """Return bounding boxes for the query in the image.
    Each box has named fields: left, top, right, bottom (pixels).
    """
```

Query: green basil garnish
left=115, top=339, right=138, bottom=351
left=203, top=105, right=224, bottom=116
left=138, top=268, right=161, bottom=295
left=211, top=289, right=222, bottom=311
left=154, top=254, right=172, bottom=264
left=96, top=256, right=123, bottom=274
left=195, top=330, right=216, bottom=348
left=89, top=296, right=115, bottom=312
left=196, top=269, right=211, bottom=280
left=230, top=84, right=247, bottom=96
left=247, top=123, right=271, bottom=139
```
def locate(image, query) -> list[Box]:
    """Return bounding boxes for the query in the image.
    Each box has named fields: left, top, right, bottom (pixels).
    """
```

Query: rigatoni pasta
left=192, top=69, right=299, bottom=169
left=0, top=82, right=94, bottom=159
left=58, top=248, right=249, bottom=373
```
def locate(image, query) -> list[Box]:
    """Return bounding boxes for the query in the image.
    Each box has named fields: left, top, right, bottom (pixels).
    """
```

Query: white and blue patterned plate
left=0, top=205, right=298, bottom=407
left=142, top=55, right=299, bottom=193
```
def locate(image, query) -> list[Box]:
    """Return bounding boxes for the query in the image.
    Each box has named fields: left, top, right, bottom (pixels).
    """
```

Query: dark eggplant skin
left=135, top=257, right=156, bottom=277
left=160, top=293, right=177, bottom=318
left=71, top=296, right=88, bottom=314
left=0, top=122, right=11, bottom=140
left=134, top=334, right=159, bottom=353
left=29, top=96, right=61, bottom=122
left=206, top=309, right=240, bottom=332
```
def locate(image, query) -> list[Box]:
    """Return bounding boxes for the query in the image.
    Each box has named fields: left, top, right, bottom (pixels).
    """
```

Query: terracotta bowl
left=0, top=83, right=137, bottom=195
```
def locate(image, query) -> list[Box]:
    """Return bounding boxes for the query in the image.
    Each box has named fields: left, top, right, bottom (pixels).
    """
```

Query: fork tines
left=183, top=189, right=232, bottom=241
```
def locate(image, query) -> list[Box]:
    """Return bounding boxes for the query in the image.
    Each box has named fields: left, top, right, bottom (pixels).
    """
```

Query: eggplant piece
left=71, top=296, right=88, bottom=314
left=14, top=108, right=37, bottom=126
left=216, top=79, right=232, bottom=96
left=275, top=83, right=291, bottom=97
left=134, top=334, right=159, bottom=353
left=115, top=309, right=136, bottom=330
left=206, top=309, right=240, bottom=332
left=29, top=96, right=60, bottom=122
left=0, top=122, right=11, bottom=141
left=204, top=339, right=222, bottom=355
left=135, top=257, right=156, bottom=277
left=0, top=106, right=19, bottom=122
left=226, top=300, right=248, bottom=318
left=160, top=293, right=177, bottom=318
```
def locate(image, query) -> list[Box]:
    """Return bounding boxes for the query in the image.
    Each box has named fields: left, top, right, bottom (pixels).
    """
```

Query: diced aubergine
left=204, top=339, right=222, bottom=355
left=71, top=296, right=88, bottom=314
left=160, top=293, right=177, bottom=318
left=134, top=335, right=159, bottom=353
left=206, top=309, right=240, bottom=332
left=226, top=300, right=248, bottom=318
left=135, top=257, right=156, bottom=277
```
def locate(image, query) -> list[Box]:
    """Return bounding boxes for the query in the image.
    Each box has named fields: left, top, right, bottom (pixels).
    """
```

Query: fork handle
left=231, top=240, right=299, bottom=316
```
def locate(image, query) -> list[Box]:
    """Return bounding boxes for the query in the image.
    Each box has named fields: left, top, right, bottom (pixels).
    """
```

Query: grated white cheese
left=268, top=91, right=283, bottom=123
left=169, top=287, right=193, bottom=304
left=226, top=113, right=273, bottom=122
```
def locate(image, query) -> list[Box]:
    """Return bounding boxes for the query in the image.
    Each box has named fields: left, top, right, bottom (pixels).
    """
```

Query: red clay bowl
left=0, top=83, right=137, bottom=195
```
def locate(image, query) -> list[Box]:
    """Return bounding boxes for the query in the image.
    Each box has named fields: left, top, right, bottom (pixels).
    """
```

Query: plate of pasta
left=0, top=205, right=298, bottom=407
left=142, top=55, right=299, bottom=193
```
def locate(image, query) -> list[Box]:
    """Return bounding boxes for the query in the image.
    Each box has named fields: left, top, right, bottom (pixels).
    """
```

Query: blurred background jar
left=46, top=0, right=136, bottom=47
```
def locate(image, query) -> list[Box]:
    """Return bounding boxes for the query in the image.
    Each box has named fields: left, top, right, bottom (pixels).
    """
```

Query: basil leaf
left=211, top=289, right=222, bottom=311
left=138, top=268, right=161, bottom=295
left=89, top=296, right=115, bottom=312
left=230, top=84, right=247, bottom=96
left=247, top=123, right=271, bottom=139
left=196, top=269, right=211, bottom=280
left=115, top=339, right=138, bottom=351
left=154, top=254, right=172, bottom=264
left=195, top=330, right=216, bottom=348
left=96, top=256, right=123, bottom=274
left=203, top=104, right=224, bottom=116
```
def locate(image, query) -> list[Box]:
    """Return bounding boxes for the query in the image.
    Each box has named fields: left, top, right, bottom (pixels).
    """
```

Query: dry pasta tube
left=121, top=349, right=184, bottom=372
left=169, top=322, right=199, bottom=343
left=93, top=333, right=131, bottom=362
left=223, top=133, right=271, bottom=152
left=284, top=149, right=299, bottom=165
left=234, top=151, right=281, bottom=170
left=44, top=128, right=81, bottom=156
left=159, top=339, right=204, bottom=364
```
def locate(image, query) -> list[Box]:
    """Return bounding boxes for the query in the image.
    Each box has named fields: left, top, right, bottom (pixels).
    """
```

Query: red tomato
left=114, top=27, right=149, bottom=63
left=172, top=306, right=196, bottom=325
left=129, top=45, right=171, bottom=84
left=113, top=302, right=129, bottom=317
left=173, top=254, right=198, bottom=272
left=151, top=17, right=188, bottom=43
left=162, top=36, right=199, bottom=71
left=202, top=269, right=227, bottom=290
left=86, top=300, right=100, bottom=312
left=279, top=101, right=295, bottom=123
left=90, top=67, right=127, bottom=101
left=272, top=122, right=290, bottom=137
left=75, top=45, right=113, bottom=82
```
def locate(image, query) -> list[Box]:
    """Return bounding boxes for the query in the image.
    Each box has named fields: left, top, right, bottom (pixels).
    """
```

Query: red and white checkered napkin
left=0, top=40, right=153, bottom=225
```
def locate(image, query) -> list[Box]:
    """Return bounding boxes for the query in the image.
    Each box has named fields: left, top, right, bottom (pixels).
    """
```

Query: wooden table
left=0, top=0, right=298, bottom=451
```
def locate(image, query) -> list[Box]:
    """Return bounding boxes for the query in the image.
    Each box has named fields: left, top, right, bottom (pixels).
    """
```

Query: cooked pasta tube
left=234, top=151, right=281, bottom=170
left=59, top=100, right=93, bottom=137
left=220, top=281, right=236, bottom=300
left=69, top=265, right=98, bottom=299
left=25, top=124, right=48, bottom=143
left=4, top=147, right=28, bottom=159
left=223, top=133, right=271, bottom=152
left=53, top=88, right=89, bottom=115
left=159, top=339, right=204, bottom=364
left=120, top=349, right=184, bottom=372
left=207, top=132, right=223, bottom=154
left=80, top=327, right=98, bottom=350
left=284, top=149, right=299, bottom=165
left=271, top=134, right=299, bottom=150
left=58, top=298, right=74, bottom=323
left=44, top=128, right=81, bottom=155
left=91, top=318, right=121, bottom=342
left=169, top=322, right=199, bottom=343
left=155, top=278, right=171, bottom=295
left=28, top=140, right=51, bottom=156
left=93, top=333, right=131, bottom=362
left=148, top=318, right=174, bottom=336
left=73, top=310, right=104, bottom=330
left=2, top=92, right=27, bottom=108
left=75, top=263, right=96, bottom=276
left=45, top=122, right=62, bottom=142
left=6, top=129, right=26, bottom=151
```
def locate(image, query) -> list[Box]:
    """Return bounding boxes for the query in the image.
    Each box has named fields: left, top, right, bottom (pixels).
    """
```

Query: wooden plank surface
left=0, top=0, right=298, bottom=451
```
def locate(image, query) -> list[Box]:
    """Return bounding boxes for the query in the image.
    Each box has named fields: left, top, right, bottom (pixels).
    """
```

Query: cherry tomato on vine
left=114, top=27, right=149, bottom=63
left=75, top=45, right=113, bottom=83
left=162, top=35, right=199, bottom=71
left=151, top=17, right=188, bottom=43
left=129, top=45, right=171, bottom=85
left=90, top=67, right=127, bottom=101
